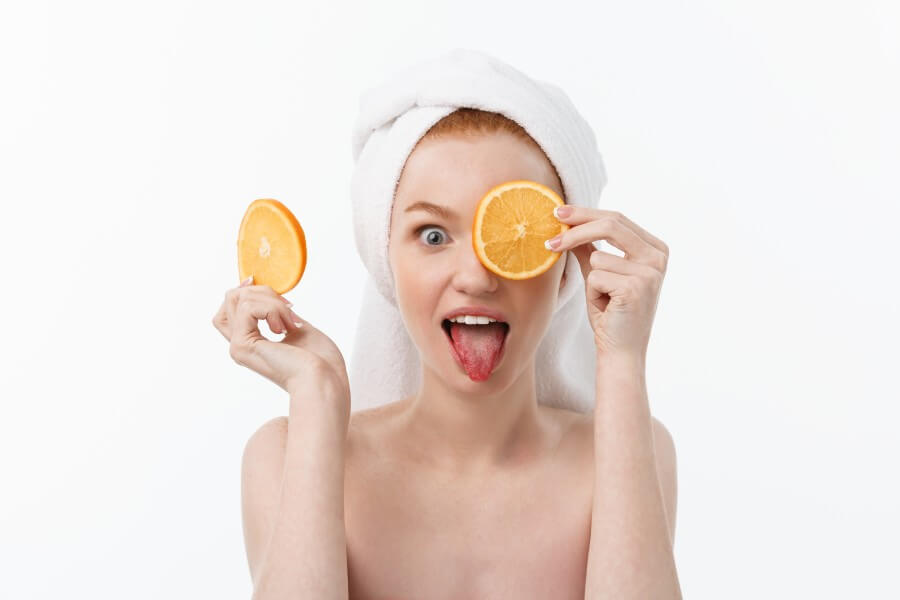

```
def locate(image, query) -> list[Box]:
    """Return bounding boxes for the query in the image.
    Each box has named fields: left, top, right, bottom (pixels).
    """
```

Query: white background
left=2, top=0, right=898, bottom=598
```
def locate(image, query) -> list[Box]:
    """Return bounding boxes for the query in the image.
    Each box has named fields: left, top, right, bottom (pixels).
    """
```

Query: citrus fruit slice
left=237, top=198, right=307, bottom=294
left=472, top=180, right=569, bottom=280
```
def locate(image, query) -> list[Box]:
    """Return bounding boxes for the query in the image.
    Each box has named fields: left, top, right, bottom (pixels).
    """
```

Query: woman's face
left=388, top=130, right=568, bottom=386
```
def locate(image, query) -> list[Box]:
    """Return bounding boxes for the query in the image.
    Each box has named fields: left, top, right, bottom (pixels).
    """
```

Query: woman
left=213, top=50, right=680, bottom=599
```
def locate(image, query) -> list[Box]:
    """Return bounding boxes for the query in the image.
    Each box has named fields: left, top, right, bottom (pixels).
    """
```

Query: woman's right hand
left=212, top=276, right=351, bottom=418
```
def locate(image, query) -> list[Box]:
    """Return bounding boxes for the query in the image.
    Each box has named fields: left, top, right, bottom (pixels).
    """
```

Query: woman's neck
left=394, top=362, right=550, bottom=476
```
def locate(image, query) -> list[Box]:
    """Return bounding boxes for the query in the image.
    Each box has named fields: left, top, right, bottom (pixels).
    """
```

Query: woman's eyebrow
left=404, top=201, right=458, bottom=220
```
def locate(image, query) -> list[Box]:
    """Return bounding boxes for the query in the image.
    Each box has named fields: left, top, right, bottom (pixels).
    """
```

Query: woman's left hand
left=547, top=206, right=669, bottom=363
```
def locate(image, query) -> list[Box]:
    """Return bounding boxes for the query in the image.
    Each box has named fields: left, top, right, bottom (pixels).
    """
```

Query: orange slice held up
left=237, top=198, right=307, bottom=295
left=472, top=180, right=569, bottom=280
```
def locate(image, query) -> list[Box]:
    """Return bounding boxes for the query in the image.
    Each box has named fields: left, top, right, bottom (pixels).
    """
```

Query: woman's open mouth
left=441, top=319, right=510, bottom=380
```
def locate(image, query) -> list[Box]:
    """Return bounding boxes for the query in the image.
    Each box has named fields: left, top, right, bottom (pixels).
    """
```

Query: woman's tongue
left=449, top=321, right=506, bottom=381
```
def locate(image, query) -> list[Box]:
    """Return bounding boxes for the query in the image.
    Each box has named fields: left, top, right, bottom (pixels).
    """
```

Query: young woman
left=213, top=62, right=680, bottom=599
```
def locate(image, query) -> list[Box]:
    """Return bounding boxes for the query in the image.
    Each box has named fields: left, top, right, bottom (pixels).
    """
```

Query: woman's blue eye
left=416, top=225, right=447, bottom=247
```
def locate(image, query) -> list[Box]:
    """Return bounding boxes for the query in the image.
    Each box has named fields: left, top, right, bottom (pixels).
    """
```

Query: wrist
left=288, top=382, right=350, bottom=430
left=595, top=352, right=646, bottom=376
left=594, top=354, right=650, bottom=416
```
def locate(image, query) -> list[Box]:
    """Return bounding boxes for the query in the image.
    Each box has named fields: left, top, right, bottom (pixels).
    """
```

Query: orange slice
left=237, top=198, right=307, bottom=294
left=472, top=180, right=569, bottom=280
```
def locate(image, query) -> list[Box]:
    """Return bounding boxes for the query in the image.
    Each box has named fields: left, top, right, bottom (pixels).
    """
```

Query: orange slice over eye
left=472, top=180, right=569, bottom=280
left=237, top=198, right=307, bottom=294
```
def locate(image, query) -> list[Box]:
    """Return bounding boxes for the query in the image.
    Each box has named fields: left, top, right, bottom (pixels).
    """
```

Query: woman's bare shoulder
left=540, top=405, right=594, bottom=466
left=348, top=401, right=405, bottom=433
left=345, top=401, right=407, bottom=456
left=551, top=409, right=675, bottom=460
left=537, top=404, right=592, bottom=439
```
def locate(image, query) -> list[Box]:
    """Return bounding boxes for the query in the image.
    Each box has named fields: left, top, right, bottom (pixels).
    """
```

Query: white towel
left=347, top=48, right=608, bottom=414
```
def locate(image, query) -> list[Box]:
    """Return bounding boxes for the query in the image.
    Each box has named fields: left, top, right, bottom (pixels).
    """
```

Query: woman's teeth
left=448, top=315, right=498, bottom=324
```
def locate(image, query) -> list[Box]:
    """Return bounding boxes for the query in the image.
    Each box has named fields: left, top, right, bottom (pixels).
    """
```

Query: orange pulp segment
left=472, top=180, right=569, bottom=280
left=237, top=198, right=307, bottom=294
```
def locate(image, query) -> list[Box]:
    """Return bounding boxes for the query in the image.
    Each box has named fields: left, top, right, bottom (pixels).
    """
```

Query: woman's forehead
left=395, top=133, right=563, bottom=212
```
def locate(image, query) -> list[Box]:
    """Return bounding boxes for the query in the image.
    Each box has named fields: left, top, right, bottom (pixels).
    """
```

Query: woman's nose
left=451, top=241, right=499, bottom=293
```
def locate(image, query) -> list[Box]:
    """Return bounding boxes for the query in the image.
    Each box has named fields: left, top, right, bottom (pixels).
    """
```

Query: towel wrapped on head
left=348, top=48, right=608, bottom=414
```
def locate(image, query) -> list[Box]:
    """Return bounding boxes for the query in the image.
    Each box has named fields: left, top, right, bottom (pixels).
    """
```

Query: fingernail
left=283, top=300, right=293, bottom=307
left=545, top=235, right=562, bottom=251
left=554, top=205, right=572, bottom=219
left=240, top=275, right=253, bottom=286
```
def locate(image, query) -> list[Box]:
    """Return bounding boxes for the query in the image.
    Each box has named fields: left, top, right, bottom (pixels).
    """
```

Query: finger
left=243, top=283, right=294, bottom=306
left=233, top=297, right=287, bottom=342
left=227, top=286, right=286, bottom=326
left=281, top=306, right=304, bottom=330
left=265, top=304, right=291, bottom=335
left=219, top=286, right=249, bottom=340
left=556, top=207, right=669, bottom=256
left=551, top=215, right=663, bottom=270
left=212, top=309, right=230, bottom=341
left=240, top=289, right=299, bottom=333
left=213, top=290, right=241, bottom=341
left=585, top=265, right=632, bottom=304
left=572, top=243, right=660, bottom=290
left=239, top=276, right=295, bottom=307
left=570, top=244, right=659, bottom=288
left=607, top=212, right=667, bottom=256
left=269, top=312, right=287, bottom=334
left=587, top=247, right=661, bottom=278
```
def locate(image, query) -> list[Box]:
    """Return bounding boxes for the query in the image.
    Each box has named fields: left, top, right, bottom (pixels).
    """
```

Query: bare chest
left=343, top=447, right=593, bottom=600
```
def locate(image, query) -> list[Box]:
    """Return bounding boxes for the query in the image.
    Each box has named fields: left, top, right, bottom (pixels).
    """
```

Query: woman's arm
left=583, top=355, right=682, bottom=599
left=242, top=380, right=349, bottom=600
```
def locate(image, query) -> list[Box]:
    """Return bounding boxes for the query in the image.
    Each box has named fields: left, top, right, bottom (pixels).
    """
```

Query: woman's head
left=388, top=108, right=568, bottom=387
